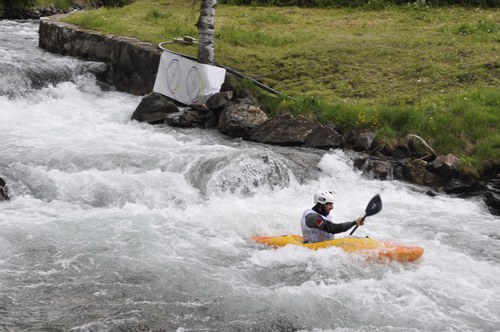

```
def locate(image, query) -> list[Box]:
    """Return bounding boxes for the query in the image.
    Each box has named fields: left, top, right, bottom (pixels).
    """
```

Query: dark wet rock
left=24, top=65, right=73, bottom=90
left=426, top=190, right=438, bottom=197
left=354, top=156, right=392, bottom=180
left=485, top=191, right=500, bottom=216
left=131, top=92, right=179, bottom=123
left=220, top=81, right=236, bottom=94
left=75, top=61, right=108, bottom=77
left=75, top=61, right=114, bottom=89
left=187, top=104, right=218, bottom=127
left=204, top=111, right=219, bottom=128
left=484, top=174, right=500, bottom=216
left=482, top=160, right=500, bottom=179
left=364, top=159, right=392, bottom=180
left=427, top=154, right=460, bottom=180
left=391, top=160, right=408, bottom=181
left=218, top=103, right=268, bottom=139
left=0, top=177, right=9, bottom=201
left=443, top=178, right=486, bottom=196
left=304, top=125, right=344, bottom=150
left=405, top=159, right=446, bottom=188
left=250, top=115, right=320, bottom=146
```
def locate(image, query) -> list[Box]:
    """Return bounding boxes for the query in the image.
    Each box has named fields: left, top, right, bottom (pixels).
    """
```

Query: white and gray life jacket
left=300, top=208, right=335, bottom=243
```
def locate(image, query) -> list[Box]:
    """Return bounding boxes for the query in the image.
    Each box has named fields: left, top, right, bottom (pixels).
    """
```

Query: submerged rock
left=0, top=177, right=9, bottom=201
left=484, top=174, right=500, bottom=216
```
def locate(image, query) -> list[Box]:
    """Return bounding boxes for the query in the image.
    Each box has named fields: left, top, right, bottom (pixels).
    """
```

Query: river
left=0, top=20, right=499, bottom=332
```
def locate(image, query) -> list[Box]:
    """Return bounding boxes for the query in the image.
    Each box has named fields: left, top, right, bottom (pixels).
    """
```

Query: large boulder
left=0, top=177, right=9, bottom=201
left=131, top=92, right=179, bottom=124
left=218, top=103, right=268, bottom=139
left=250, top=115, right=321, bottom=146
left=305, top=125, right=344, bottom=150
left=427, top=154, right=460, bottom=180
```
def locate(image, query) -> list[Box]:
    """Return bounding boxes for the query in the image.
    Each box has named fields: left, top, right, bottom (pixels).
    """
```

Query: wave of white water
left=0, top=20, right=499, bottom=332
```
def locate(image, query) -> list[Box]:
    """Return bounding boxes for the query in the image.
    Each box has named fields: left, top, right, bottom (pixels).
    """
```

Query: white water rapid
left=1, top=20, right=499, bottom=332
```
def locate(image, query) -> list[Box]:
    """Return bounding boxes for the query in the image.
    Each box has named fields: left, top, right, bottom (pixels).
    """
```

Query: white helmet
left=314, top=191, right=335, bottom=205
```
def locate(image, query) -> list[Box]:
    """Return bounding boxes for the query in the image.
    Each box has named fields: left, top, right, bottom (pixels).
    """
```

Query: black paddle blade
left=365, top=194, right=382, bottom=217
left=350, top=194, right=382, bottom=236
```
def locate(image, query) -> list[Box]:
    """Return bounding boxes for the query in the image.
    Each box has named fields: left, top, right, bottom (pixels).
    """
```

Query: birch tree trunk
left=196, top=0, right=216, bottom=65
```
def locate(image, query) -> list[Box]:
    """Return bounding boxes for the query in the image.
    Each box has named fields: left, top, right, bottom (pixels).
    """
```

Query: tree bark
left=196, top=0, right=216, bottom=65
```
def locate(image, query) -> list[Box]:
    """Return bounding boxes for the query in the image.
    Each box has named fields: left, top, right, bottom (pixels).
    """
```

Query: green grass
left=62, top=1, right=500, bottom=173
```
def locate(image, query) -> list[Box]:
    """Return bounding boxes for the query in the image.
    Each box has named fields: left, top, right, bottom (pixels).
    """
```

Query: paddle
left=349, top=194, right=382, bottom=236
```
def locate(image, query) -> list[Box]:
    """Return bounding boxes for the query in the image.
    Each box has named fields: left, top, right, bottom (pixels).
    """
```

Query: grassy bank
left=62, top=0, right=499, bottom=174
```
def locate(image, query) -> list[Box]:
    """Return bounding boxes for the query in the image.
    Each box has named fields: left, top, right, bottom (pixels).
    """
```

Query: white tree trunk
left=197, top=0, right=216, bottom=65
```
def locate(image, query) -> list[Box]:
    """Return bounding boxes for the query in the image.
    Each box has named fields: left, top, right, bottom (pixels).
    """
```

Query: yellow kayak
left=251, top=234, right=424, bottom=262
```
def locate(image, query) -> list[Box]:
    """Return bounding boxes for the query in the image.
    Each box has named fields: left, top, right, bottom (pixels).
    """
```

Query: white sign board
left=153, top=51, right=226, bottom=105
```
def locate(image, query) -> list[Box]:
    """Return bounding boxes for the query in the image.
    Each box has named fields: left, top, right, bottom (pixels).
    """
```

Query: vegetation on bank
left=25, top=0, right=500, bottom=174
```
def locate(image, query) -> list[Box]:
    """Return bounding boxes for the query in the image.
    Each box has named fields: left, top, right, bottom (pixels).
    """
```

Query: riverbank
left=62, top=1, right=499, bottom=176
left=37, top=13, right=499, bottom=215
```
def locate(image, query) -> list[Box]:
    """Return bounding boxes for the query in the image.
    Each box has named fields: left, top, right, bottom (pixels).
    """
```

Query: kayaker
left=301, top=191, right=364, bottom=243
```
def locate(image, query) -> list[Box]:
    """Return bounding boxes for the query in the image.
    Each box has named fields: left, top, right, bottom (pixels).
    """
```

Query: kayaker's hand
left=355, top=217, right=365, bottom=226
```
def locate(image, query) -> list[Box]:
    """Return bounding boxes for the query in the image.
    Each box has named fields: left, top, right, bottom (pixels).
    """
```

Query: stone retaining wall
left=39, top=14, right=160, bottom=95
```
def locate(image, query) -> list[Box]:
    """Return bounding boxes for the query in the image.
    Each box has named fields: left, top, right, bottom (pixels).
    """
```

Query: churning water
left=0, top=20, right=499, bottom=332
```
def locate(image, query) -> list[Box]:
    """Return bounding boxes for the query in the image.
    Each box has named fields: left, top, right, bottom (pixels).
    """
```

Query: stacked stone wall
left=39, top=14, right=160, bottom=95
